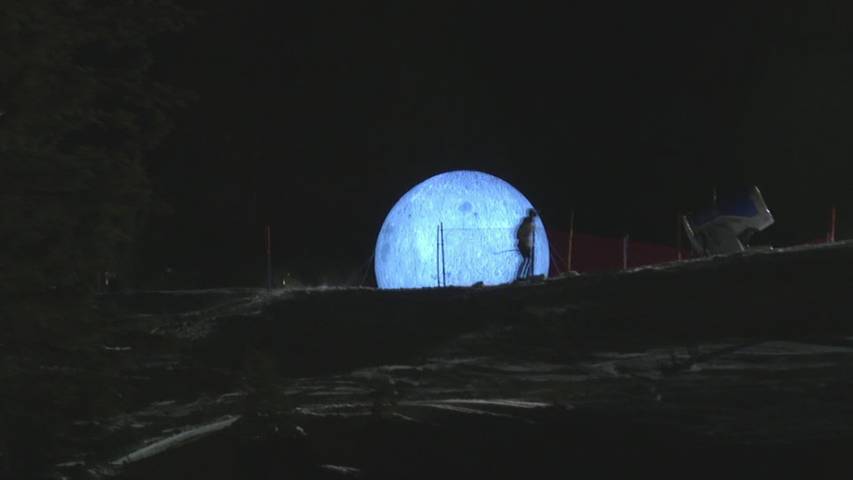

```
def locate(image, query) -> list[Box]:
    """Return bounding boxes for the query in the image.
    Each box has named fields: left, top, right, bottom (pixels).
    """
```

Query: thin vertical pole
left=567, top=210, right=575, bottom=272
left=436, top=224, right=440, bottom=287
left=265, top=224, right=272, bottom=290
left=622, top=234, right=629, bottom=270
left=440, top=222, right=446, bottom=286
left=676, top=213, right=683, bottom=261
left=828, top=206, right=837, bottom=242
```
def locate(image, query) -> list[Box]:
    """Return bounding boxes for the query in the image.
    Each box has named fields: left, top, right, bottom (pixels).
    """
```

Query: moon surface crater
left=374, top=170, right=549, bottom=289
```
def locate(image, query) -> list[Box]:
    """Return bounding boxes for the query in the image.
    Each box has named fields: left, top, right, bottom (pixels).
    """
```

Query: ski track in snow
left=111, top=415, right=240, bottom=466
left=400, top=402, right=518, bottom=418
left=320, top=464, right=363, bottom=476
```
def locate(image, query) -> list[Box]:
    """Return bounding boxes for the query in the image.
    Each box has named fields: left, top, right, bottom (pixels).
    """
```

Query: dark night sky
left=142, top=1, right=853, bottom=285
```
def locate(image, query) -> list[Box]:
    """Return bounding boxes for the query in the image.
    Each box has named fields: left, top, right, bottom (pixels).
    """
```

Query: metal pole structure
left=436, top=224, right=440, bottom=287
left=567, top=210, right=575, bottom=272
left=265, top=224, right=272, bottom=290
left=828, top=206, right=837, bottom=242
left=622, top=234, right=629, bottom=270
left=676, top=212, right=683, bottom=261
left=440, top=222, right=446, bottom=286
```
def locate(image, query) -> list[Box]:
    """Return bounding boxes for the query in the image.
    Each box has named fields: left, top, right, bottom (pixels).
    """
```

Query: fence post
left=440, top=222, right=446, bottom=286
left=676, top=213, right=682, bottom=261
left=828, top=206, right=837, bottom=242
left=567, top=210, right=575, bottom=272
left=265, top=224, right=272, bottom=290
left=436, top=224, right=440, bottom=287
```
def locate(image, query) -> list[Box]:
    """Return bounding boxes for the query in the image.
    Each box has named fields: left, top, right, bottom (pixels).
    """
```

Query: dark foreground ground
left=4, top=242, right=853, bottom=478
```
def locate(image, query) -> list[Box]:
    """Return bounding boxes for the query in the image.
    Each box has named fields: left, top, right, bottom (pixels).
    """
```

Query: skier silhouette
left=515, top=209, right=537, bottom=279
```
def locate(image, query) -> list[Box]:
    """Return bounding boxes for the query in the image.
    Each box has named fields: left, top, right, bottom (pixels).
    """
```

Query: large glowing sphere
left=375, top=170, right=549, bottom=289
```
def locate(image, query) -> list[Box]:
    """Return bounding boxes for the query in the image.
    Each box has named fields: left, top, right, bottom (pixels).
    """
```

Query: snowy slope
left=44, top=240, right=853, bottom=479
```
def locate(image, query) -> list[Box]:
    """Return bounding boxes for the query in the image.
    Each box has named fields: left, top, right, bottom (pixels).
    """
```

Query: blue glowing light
left=374, top=170, right=549, bottom=289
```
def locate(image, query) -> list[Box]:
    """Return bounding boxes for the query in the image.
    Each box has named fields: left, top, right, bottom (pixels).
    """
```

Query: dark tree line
left=0, top=0, right=191, bottom=305
left=0, top=3, right=193, bottom=475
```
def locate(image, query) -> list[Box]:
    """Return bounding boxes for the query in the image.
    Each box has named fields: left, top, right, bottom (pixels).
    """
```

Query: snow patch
left=402, top=401, right=516, bottom=418
left=431, top=398, right=551, bottom=409
left=111, top=415, right=240, bottom=466
left=320, top=464, right=363, bottom=477
left=736, top=341, right=853, bottom=356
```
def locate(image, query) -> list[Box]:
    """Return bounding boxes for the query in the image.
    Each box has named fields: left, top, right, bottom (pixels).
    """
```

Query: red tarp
left=546, top=230, right=688, bottom=276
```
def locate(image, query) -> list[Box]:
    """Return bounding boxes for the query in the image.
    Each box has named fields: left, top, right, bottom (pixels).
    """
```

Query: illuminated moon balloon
left=375, top=170, right=549, bottom=289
